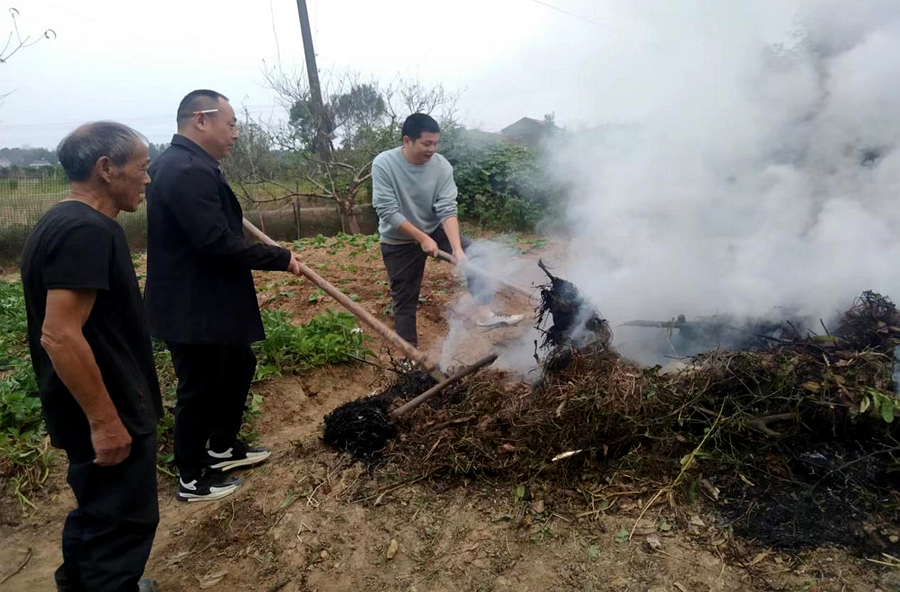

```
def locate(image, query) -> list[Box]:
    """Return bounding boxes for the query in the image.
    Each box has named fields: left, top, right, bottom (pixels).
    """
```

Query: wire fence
left=0, top=175, right=378, bottom=262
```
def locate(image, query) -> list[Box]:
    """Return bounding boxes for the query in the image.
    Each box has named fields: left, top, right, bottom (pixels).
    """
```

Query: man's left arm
left=435, top=164, right=467, bottom=264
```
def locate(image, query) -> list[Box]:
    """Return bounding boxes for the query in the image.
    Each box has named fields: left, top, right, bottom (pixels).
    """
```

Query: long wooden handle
left=242, top=219, right=446, bottom=381
left=436, top=250, right=535, bottom=298
left=389, top=353, right=498, bottom=420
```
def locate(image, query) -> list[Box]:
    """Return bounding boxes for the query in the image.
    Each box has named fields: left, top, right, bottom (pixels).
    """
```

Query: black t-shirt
left=20, top=201, right=162, bottom=449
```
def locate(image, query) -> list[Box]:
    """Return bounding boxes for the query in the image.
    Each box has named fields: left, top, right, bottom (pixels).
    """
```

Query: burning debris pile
left=375, top=291, right=900, bottom=553
left=837, top=289, right=900, bottom=351
left=622, top=314, right=807, bottom=354
left=535, top=259, right=612, bottom=368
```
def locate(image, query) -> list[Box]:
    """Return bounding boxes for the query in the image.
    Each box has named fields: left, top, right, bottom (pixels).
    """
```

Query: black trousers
left=59, top=432, right=159, bottom=592
left=167, top=342, right=257, bottom=480
left=380, top=227, right=489, bottom=348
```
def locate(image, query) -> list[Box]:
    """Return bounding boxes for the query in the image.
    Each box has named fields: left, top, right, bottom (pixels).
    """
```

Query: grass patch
left=254, top=309, right=372, bottom=381
left=0, top=279, right=51, bottom=509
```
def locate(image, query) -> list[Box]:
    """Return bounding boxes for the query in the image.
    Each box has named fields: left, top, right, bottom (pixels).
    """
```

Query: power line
left=525, top=0, right=602, bottom=28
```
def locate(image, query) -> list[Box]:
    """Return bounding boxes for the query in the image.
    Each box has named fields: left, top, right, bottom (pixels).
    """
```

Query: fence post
left=257, top=203, right=266, bottom=236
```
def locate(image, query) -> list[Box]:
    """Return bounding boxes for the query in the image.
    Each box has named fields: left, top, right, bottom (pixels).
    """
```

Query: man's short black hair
left=57, top=122, right=147, bottom=183
left=176, top=89, right=229, bottom=124
left=401, top=113, right=440, bottom=141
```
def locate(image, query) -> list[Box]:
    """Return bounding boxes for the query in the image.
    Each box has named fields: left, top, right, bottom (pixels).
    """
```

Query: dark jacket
left=144, top=135, right=291, bottom=344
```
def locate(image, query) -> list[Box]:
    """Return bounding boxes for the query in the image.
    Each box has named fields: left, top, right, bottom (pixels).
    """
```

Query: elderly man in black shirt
left=21, top=122, right=162, bottom=592
left=145, top=89, right=301, bottom=502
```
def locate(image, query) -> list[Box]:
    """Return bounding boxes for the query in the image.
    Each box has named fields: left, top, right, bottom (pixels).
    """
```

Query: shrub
left=444, top=139, right=564, bottom=232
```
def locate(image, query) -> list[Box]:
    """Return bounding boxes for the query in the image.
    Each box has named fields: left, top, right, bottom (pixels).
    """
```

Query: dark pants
left=167, top=342, right=257, bottom=480
left=381, top=227, right=489, bottom=348
left=58, top=433, right=159, bottom=592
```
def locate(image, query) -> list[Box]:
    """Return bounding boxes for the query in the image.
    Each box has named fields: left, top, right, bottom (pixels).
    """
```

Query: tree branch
left=0, top=9, right=55, bottom=64
left=307, top=157, right=355, bottom=172
left=304, top=174, right=331, bottom=196
left=744, top=413, right=796, bottom=438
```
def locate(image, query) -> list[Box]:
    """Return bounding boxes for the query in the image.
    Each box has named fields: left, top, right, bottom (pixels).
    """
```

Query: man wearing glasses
left=145, top=90, right=301, bottom=502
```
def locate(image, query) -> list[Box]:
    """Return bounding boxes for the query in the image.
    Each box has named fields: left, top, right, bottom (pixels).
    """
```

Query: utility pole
left=295, top=0, right=332, bottom=159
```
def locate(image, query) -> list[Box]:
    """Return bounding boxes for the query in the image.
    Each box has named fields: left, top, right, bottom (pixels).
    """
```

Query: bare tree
left=1, top=8, right=55, bottom=64
left=2, top=8, right=55, bottom=103
left=239, top=67, right=459, bottom=234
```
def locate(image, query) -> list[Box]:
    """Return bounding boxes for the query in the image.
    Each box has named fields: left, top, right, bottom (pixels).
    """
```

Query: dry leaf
left=386, top=539, right=399, bottom=560
left=552, top=449, right=583, bottom=462
left=700, top=479, right=720, bottom=501
left=196, top=570, right=228, bottom=589
left=801, top=381, right=822, bottom=393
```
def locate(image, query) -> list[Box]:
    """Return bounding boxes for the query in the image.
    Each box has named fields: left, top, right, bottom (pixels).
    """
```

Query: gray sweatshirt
left=371, top=147, right=458, bottom=244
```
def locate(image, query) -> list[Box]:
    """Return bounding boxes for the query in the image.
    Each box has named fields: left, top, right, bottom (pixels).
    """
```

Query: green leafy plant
left=0, top=280, right=49, bottom=505
left=254, top=309, right=372, bottom=378
left=859, top=388, right=900, bottom=423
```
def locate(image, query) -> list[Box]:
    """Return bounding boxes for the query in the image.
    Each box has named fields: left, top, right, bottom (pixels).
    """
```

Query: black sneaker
left=54, top=565, right=78, bottom=592
left=207, top=439, right=271, bottom=471
left=177, top=470, right=241, bottom=502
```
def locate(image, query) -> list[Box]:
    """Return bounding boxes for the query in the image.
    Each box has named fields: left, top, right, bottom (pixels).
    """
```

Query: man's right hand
left=90, top=415, right=133, bottom=466
left=419, top=236, right=439, bottom=257
left=287, top=252, right=303, bottom=276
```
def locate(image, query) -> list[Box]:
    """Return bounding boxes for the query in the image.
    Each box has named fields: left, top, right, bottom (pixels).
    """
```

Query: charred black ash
left=536, top=259, right=611, bottom=351
left=322, top=370, right=438, bottom=461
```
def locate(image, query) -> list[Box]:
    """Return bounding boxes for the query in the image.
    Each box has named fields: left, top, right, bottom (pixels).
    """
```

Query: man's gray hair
left=57, top=122, right=148, bottom=182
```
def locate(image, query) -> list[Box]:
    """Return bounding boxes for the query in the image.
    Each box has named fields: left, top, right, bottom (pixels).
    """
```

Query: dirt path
left=1, top=237, right=896, bottom=591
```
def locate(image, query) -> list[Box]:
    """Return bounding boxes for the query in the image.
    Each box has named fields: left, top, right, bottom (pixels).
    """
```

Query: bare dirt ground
left=1, top=235, right=897, bottom=592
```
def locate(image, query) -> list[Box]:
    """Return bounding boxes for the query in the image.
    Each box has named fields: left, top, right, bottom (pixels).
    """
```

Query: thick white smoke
left=541, top=0, right=900, bottom=362
left=438, top=239, right=545, bottom=378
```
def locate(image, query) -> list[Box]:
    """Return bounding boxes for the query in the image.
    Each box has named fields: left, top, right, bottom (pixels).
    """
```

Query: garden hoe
left=241, top=218, right=497, bottom=409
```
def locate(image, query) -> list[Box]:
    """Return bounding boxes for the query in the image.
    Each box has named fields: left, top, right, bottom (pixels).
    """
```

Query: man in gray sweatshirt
left=372, top=113, right=522, bottom=349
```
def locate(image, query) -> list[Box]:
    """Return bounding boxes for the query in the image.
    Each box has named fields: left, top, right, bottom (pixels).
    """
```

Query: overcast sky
left=0, top=0, right=801, bottom=148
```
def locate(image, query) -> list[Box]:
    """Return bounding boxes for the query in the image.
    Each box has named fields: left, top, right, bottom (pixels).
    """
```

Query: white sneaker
left=477, top=313, right=525, bottom=328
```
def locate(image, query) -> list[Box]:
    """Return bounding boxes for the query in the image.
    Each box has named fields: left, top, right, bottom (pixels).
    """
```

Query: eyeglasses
left=192, top=109, right=219, bottom=115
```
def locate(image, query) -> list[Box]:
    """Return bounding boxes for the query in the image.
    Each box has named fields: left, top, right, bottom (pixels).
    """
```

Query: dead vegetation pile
left=371, top=291, right=900, bottom=552
left=388, top=291, right=897, bottom=475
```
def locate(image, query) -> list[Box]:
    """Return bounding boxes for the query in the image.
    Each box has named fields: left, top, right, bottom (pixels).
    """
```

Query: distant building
left=500, top=117, right=561, bottom=146
left=27, top=159, right=54, bottom=169
left=0, top=157, right=11, bottom=169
